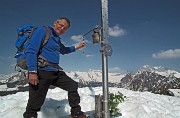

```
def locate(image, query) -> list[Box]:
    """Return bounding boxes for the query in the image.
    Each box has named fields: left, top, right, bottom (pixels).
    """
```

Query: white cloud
left=152, top=49, right=180, bottom=59
left=71, top=24, right=126, bottom=42
left=109, top=67, right=125, bottom=73
left=85, top=54, right=94, bottom=58
left=70, top=35, right=90, bottom=45
left=70, top=35, right=82, bottom=42
left=108, top=24, right=126, bottom=37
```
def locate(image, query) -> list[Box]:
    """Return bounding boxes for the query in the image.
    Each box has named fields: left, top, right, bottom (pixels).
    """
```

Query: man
left=23, top=17, right=88, bottom=118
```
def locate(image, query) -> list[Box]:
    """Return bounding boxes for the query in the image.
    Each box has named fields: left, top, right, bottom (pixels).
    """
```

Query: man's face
left=53, top=19, right=69, bottom=36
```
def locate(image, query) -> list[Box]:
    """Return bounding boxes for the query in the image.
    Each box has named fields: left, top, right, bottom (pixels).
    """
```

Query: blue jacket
left=26, top=26, right=76, bottom=71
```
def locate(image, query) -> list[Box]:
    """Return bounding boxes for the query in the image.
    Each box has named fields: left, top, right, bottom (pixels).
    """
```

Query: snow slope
left=0, top=87, right=180, bottom=118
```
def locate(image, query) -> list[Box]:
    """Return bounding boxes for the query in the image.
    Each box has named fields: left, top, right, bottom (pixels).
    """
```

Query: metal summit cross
left=100, top=0, right=112, bottom=118
left=84, top=0, right=112, bottom=117
left=94, top=0, right=112, bottom=118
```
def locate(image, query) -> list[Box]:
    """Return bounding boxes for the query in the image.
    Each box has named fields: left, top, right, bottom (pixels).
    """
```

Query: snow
left=0, top=85, right=18, bottom=91
left=140, top=65, right=180, bottom=78
left=66, top=70, right=124, bottom=83
left=0, top=66, right=180, bottom=118
left=0, top=85, right=7, bottom=89
left=169, top=89, right=180, bottom=98
left=0, top=87, right=180, bottom=118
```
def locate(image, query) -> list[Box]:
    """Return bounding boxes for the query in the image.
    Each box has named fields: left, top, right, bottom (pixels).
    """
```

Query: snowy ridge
left=139, top=65, right=180, bottom=78
left=0, top=73, right=18, bottom=83
left=119, top=71, right=180, bottom=95
left=66, top=69, right=124, bottom=83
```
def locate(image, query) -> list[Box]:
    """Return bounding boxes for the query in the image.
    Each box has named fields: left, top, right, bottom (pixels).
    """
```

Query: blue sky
left=0, top=0, right=180, bottom=74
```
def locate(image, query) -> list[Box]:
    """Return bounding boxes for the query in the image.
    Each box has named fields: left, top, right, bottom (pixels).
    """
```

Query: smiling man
left=23, top=17, right=88, bottom=118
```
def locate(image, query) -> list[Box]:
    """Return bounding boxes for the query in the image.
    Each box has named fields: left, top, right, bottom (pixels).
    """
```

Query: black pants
left=23, top=70, right=81, bottom=118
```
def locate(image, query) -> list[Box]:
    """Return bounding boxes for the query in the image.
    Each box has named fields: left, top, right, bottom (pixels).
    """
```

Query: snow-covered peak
left=153, top=66, right=167, bottom=72
left=139, top=65, right=180, bottom=78
left=140, top=65, right=155, bottom=72
left=140, top=65, right=167, bottom=72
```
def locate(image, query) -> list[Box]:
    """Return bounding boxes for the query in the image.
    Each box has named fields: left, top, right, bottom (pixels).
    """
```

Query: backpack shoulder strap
left=42, top=26, right=50, bottom=47
left=38, top=26, right=50, bottom=54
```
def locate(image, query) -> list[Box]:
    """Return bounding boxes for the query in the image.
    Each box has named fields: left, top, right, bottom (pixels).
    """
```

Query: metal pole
left=101, top=0, right=110, bottom=118
left=101, top=53, right=109, bottom=118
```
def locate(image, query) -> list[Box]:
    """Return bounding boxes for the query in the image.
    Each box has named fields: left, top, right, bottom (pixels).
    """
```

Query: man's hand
left=28, top=72, right=39, bottom=85
left=76, top=41, right=85, bottom=50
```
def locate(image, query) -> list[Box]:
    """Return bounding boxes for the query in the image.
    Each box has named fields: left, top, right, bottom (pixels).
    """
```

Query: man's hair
left=56, top=17, right=70, bottom=27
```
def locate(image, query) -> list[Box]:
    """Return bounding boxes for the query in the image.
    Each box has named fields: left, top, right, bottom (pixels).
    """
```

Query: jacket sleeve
left=59, top=41, right=76, bottom=55
left=26, top=27, right=46, bottom=71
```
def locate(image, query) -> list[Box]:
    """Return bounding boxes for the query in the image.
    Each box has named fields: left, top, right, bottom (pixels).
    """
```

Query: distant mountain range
left=118, top=65, right=180, bottom=95
left=0, top=65, right=180, bottom=96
